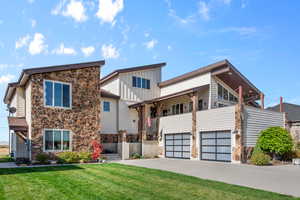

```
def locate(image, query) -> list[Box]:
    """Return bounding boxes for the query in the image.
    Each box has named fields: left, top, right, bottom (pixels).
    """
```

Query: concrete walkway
left=0, top=162, right=17, bottom=168
left=118, top=158, right=300, bottom=197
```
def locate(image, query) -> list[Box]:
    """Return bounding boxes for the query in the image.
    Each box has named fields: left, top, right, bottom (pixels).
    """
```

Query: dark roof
left=4, top=60, right=105, bottom=104
left=100, top=62, right=166, bottom=84
left=8, top=117, right=28, bottom=132
left=101, top=89, right=120, bottom=99
left=267, top=103, right=300, bottom=122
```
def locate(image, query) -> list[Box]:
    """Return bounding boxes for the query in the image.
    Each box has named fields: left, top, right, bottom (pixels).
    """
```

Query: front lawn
left=0, top=155, right=13, bottom=163
left=0, top=163, right=297, bottom=200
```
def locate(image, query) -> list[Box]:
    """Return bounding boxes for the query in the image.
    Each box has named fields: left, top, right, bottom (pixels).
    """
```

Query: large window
left=217, top=83, right=238, bottom=103
left=132, top=76, right=150, bottom=89
left=172, top=104, right=184, bottom=115
left=44, top=80, right=71, bottom=108
left=44, top=129, right=71, bottom=151
left=103, top=101, right=110, bottom=112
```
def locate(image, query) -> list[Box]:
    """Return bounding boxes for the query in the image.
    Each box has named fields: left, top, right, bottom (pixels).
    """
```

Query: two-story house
left=4, top=59, right=285, bottom=163
left=4, top=61, right=104, bottom=160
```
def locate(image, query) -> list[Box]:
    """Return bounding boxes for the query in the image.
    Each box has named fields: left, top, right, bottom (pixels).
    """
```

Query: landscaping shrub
left=257, top=127, right=293, bottom=159
left=35, top=153, right=50, bottom=164
left=250, top=151, right=271, bottom=166
left=56, top=152, right=80, bottom=164
left=15, top=158, right=30, bottom=165
left=131, top=153, right=142, bottom=159
left=78, top=152, right=92, bottom=163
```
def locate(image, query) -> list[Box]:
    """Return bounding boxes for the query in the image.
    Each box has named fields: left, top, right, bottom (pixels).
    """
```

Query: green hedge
left=257, top=127, right=293, bottom=158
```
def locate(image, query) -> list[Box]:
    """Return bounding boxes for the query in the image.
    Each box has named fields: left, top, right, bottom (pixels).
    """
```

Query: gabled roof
left=4, top=60, right=105, bottom=104
left=101, top=89, right=120, bottom=99
left=267, top=103, right=300, bottom=122
left=100, top=62, right=166, bottom=84
left=159, top=60, right=260, bottom=94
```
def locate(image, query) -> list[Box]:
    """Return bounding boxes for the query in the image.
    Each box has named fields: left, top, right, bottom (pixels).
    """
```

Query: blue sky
left=0, top=0, right=300, bottom=141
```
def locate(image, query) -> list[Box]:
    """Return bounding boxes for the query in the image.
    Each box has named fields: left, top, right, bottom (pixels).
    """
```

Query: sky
left=0, top=0, right=300, bottom=141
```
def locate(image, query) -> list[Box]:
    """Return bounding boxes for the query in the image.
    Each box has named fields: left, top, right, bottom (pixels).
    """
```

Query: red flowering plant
left=91, top=140, right=103, bottom=161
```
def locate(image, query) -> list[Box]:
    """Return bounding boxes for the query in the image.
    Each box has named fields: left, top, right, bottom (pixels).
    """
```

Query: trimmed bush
left=56, top=152, right=80, bottom=164
left=78, top=152, right=92, bottom=163
left=257, top=127, right=293, bottom=158
left=131, top=153, right=142, bottom=159
left=35, top=153, right=50, bottom=164
left=250, top=152, right=271, bottom=166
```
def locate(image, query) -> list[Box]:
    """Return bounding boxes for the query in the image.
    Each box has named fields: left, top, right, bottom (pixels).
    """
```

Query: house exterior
left=4, top=61, right=105, bottom=160
left=268, top=103, right=300, bottom=142
left=4, top=59, right=285, bottom=163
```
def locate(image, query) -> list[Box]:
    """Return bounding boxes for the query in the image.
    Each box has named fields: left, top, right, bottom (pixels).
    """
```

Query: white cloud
left=0, top=20, right=3, bottom=24
left=28, top=0, right=34, bottom=3
left=0, top=74, right=15, bottom=84
left=101, top=44, right=119, bottom=59
left=219, top=27, right=257, bottom=36
left=81, top=46, right=95, bottom=57
left=31, top=19, right=37, bottom=28
left=96, top=0, right=124, bottom=25
left=167, top=45, right=172, bottom=51
left=144, top=32, right=150, bottom=38
left=168, top=9, right=195, bottom=24
left=198, top=1, right=210, bottom=21
left=15, top=35, right=30, bottom=49
left=28, top=33, right=47, bottom=55
left=241, top=0, right=247, bottom=8
left=144, top=39, right=158, bottom=49
left=52, top=0, right=87, bottom=22
left=52, top=43, right=76, bottom=55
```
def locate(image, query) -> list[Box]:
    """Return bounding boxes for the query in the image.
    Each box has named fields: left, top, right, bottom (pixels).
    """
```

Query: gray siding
left=244, top=106, right=285, bottom=147
left=197, top=106, right=236, bottom=132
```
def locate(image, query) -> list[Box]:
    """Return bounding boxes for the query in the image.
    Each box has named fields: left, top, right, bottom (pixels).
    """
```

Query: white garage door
left=200, top=131, right=231, bottom=162
left=165, top=133, right=191, bottom=159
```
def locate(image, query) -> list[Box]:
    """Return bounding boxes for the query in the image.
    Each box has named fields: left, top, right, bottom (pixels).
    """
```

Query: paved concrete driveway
left=118, top=159, right=300, bottom=197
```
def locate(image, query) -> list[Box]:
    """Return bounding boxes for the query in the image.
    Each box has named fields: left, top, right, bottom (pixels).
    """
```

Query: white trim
left=43, top=128, right=73, bottom=152
left=43, top=79, right=72, bottom=109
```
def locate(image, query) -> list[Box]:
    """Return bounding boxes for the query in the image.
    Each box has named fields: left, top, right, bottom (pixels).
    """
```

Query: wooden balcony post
left=191, top=92, right=198, bottom=159
left=260, top=93, right=264, bottom=109
left=280, top=97, right=284, bottom=112
left=238, top=85, right=243, bottom=105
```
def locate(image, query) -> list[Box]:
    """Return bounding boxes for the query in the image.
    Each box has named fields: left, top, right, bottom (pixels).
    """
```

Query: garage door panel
left=202, top=139, right=216, bottom=145
left=216, top=153, right=231, bottom=161
left=183, top=152, right=190, bottom=158
left=200, top=131, right=231, bottom=162
left=166, top=140, right=173, bottom=145
left=202, top=153, right=215, bottom=160
left=217, top=139, right=231, bottom=145
left=182, top=146, right=190, bottom=151
left=174, top=140, right=183, bottom=145
left=165, top=133, right=191, bottom=159
left=217, top=146, right=231, bottom=153
left=166, top=146, right=173, bottom=151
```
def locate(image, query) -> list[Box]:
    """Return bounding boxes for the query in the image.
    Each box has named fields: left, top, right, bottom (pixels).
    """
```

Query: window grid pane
left=54, top=83, right=62, bottom=107
left=63, top=131, right=70, bottom=150
left=54, top=130, right=62, bottom=150
left=103, top=101, right=110, bottom=112
left=45, top=81, right=53, bottom=106
left=63, top=84, right=70, bottom=108
left=45, top=130, right=53, bottom=150
left=136, top=77, right=141, bottom=88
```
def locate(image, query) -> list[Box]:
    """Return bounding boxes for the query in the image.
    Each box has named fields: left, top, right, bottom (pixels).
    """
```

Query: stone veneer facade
left=30, top=66, right=101, bottom=159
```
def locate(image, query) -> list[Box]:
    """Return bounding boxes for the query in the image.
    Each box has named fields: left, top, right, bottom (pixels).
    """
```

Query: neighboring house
left=4, top=59, right=285, bottom=163
left=268, top=103, right=300, bottom=142
left=4, top=61, right=105, bottom=160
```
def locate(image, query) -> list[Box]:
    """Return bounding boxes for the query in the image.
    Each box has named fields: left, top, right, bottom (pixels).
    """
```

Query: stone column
left=191, top=92, right=199, bottom=159
left=233, top=86, right=245, bottom=163
left=119, top=130, right=129, bottom=160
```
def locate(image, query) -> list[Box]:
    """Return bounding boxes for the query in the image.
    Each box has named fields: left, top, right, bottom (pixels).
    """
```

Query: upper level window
left=172, top=103, right=184, bottom=115
left=44, top=80, right=71, bottom=108
left=44, top=129, right=71, bottom=152
left=132, top=76, right=150, bottom=89
left=217, top=83, right=237, bottom=103
left=103, top=101, right=110, bottom=112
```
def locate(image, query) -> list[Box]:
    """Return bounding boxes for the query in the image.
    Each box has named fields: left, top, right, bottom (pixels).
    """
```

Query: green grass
left=0, top=163, right=298, bottom=200
left=0, top=155, right=13, bottom=163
